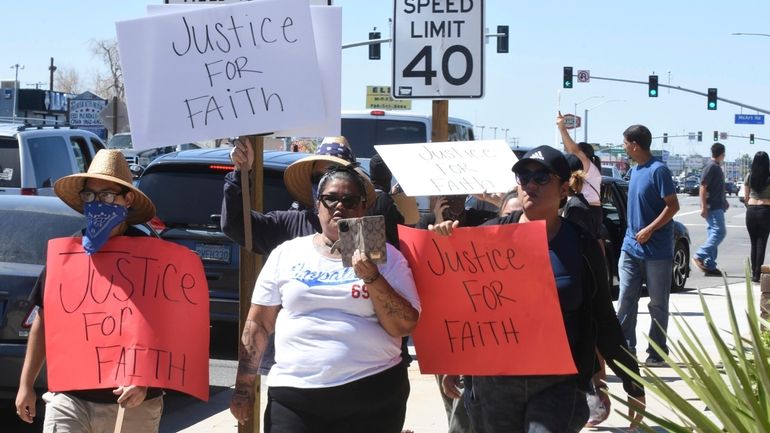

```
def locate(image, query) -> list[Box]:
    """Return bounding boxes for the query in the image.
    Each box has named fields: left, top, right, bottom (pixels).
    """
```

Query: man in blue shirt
left=692, top=142, right=728, bottom=277
left=616, top=125, right=680, bottom=367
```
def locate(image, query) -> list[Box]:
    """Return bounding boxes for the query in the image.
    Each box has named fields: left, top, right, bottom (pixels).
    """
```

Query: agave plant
left=613, top=263, right=770, bottom=432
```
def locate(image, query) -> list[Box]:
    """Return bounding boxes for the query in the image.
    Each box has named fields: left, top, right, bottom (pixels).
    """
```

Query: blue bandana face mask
left=82, top=201, right=128, bottom=255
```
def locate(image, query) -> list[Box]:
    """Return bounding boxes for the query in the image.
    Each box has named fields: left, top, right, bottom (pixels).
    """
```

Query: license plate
left=195, top=244, right=230, bottom=264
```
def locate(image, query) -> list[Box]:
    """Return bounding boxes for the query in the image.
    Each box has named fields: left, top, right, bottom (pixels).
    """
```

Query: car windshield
left=0, top=205, right=84, bottom=264
left=341, top=118, right=427, bottom=158
left=137, top=163, right=295, bottom=228
left=107, top=134, right=132, bottom=149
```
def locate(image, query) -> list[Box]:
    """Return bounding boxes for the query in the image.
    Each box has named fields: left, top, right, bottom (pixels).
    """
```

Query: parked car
left=135, top=148, right=334, bottom=324
left=600, top=176, right=691, bottom=292
left=739, top=181, right=746, bottom=203
left=725, top=181, right=739, bottom=196
left=340, top=109, right=475, bottom=158
left=511, top=148, right=690, bottom=292
left=107, top=132, right=201, bottom=168
left=600, top=165, right=622, bottom=179
left=0, top=195, right=85, bottom=400
left=0, top=123, right=105, bottom=196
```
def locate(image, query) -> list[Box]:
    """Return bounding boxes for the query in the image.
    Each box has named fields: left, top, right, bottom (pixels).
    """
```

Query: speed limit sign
left=392, top=0, right=484, bottom=99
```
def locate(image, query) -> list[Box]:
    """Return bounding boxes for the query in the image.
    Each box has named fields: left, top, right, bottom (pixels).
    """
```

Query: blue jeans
left=616, top=251, right=672, bottom=356
left=464, top=376, right=588, bottom=433
left=696, top=208, right=726, bottom=270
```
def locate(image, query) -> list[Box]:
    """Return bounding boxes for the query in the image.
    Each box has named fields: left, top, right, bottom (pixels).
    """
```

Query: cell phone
left=336, top=215, right=387, bottom=268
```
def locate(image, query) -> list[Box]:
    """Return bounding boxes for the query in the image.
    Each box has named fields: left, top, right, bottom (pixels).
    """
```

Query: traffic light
left=563, top=66, right=573, bottom=88
left=368, top=31, right=381, bottom=60
left=713, top=130, right=719, bottom=141
left=648, top=75, right=658, bottom=97
left=497, top=25, right=509, bottom=53
left=663, top=133, right=668, bottom=144
left=750, top=133, right=755, bottom=144
left=697, top=131, right=702, bottom=142
left=707, top=88, right=718, bottom=110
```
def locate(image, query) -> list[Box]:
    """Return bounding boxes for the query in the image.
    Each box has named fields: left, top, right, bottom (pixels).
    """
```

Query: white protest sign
left=375, top=140, right=518, bottom=196
left=148, top=3, right=341, bottom=139
left=274, top=6, right=340, bottom=138
left=117, top=0, right=325, bottom=151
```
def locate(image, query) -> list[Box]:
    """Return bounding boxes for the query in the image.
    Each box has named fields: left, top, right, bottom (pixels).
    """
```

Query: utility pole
left=477, top=125, right=485, bottom=140
left=10, top=63, right=24, bottom=121
left=48, top=57, right=56, bottom=92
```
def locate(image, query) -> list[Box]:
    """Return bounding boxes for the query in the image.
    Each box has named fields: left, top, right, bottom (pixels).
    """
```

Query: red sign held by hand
left=398, top=222, right=576, bottom=376
left=44, top=236, right=210, bottom=401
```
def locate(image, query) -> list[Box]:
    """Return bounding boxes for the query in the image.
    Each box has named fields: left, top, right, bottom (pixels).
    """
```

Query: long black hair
left=749, top=151, right=770, bottom=193
left=578, top=142, right=601, bottom=171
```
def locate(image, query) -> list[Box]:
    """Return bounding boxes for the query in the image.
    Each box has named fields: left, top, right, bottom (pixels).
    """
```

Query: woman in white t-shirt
left=230, top=165, right=421, bottom=433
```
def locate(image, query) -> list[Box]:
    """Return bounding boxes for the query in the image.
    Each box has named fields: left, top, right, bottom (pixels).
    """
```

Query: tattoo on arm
left=371, top=287, right=418, bottom=321
left=236, top=320, right=269, bottom=378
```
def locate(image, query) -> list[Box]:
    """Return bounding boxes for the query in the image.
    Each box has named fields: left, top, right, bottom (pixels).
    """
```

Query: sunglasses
left=318, top=194, right=363, bottom=210
left=515, top=169, right=554, bottom=186
left=79, top=189, right=128, bottom=204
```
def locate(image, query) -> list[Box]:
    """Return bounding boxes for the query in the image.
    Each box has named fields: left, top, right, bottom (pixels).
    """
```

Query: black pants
left=746, top=205, right=770, bottom=281
left=265, top=364, right=409, bottom=433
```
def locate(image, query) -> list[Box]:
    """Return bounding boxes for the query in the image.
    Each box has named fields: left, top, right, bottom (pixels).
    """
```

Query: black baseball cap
left=512, top=145, right=570, bottom=182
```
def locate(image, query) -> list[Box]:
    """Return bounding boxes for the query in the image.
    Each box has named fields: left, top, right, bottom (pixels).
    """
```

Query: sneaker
left=692, top=257, right=707, bottom=272
left=704, top=268, right=723, bottom=277
left=644, top=356, right=667, bottom=367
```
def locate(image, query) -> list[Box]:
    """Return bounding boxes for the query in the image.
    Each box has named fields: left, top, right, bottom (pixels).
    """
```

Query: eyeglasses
left=515, top=169, right=554, bottom=186
left=318, top=194, right=363, bottom=210
left=79, top=189, right=127, bottom=204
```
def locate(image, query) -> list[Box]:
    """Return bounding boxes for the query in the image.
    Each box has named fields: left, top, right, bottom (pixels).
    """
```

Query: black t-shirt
left=700, top=160, right=727, bottom=211
left=35, top=226, right=163, bottom=403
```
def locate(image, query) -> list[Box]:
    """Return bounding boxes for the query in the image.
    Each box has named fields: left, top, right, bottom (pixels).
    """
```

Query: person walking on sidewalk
left=743, top=151, right=770, bottom=283
left=615, top=125, right=680, bottom=367
left=229, top=166, right=420, bottom=433
left=431, top=146, right=645, bottom=433
left=15, top=150, right=163, bottom=433
left=692, top=142, right=729, bottom=277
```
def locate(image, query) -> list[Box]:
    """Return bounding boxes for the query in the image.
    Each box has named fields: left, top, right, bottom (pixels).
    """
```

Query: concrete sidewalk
left=168, top=279, right=758, bottom=432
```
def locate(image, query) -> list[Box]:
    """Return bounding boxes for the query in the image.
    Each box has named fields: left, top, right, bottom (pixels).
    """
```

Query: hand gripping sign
left=43, top=237, right=210, bottom=401
left=398, top=222, right=576, bottom=376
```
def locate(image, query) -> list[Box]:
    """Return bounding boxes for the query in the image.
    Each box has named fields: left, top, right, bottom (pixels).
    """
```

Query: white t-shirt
left=252, top=235, right=421, bottom=388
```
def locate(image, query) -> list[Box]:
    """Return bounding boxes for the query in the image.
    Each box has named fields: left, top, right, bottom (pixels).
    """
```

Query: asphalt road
left=1, top=192, right=757, bottom=431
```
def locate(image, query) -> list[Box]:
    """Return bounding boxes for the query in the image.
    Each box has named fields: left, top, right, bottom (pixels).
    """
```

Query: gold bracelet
left=363, top=273, right=381, bottom=284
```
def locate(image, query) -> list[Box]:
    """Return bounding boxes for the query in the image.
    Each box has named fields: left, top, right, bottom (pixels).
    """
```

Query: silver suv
left=0, top=123, right=105, bottom=196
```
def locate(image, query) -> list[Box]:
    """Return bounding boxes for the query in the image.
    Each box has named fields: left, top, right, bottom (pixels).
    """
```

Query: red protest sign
left=398, top=222, right=576, bottom=376
left=43, top=236, right=210, bottom=401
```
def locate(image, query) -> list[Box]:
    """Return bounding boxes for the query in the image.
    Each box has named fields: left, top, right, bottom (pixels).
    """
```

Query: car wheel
left=671, top=241, right=688, bottom=292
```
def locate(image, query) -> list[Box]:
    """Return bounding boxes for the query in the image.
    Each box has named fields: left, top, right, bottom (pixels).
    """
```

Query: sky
left=2, top=0, right=770, bottom=160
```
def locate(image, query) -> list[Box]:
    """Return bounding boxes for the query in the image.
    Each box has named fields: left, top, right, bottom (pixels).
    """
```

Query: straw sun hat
left=283, top=138, right=376, bottom=210
left=54, top=149, right=156, bottom=224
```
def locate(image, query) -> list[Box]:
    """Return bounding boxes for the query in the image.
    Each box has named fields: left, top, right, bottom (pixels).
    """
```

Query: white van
left=340, top=109, right=475, bottom=158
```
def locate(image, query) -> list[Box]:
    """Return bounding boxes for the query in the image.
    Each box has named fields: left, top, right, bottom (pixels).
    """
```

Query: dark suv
left=135, top=149, right=307, bottom=324
left=0, top=195, right=85, bottom=400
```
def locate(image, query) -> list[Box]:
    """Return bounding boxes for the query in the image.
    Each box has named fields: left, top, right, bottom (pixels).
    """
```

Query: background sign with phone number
left=392, top=0, right=484, bottom=99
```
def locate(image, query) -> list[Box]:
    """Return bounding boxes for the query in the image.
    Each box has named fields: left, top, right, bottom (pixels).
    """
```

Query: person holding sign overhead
left=15, top=150, right=164, bottom=433
left=229, top=165, right=420, bottom=433
left=430, top=146, right=645, bottom=433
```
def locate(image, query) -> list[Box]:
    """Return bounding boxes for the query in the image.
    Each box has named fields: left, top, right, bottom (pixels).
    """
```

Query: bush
left=614, top=264, right=770, bottom=432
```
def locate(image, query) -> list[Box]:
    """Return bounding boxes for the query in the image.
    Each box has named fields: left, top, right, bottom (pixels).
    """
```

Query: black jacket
left=221, top=170, right=320, bottom=255
left=484, top=211, right=644, bottom=397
